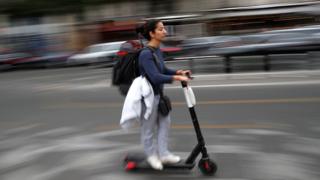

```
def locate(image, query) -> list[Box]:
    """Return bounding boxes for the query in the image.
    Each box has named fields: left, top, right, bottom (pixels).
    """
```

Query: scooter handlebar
left=181, top=73, right=196, bottom=107
left=181, top=72, right=193, bottom=87
left=181, top=81, right=188, bottom=87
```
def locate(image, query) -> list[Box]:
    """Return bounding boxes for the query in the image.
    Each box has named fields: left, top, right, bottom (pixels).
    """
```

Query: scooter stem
left=181, top=81, right=209, bottom=163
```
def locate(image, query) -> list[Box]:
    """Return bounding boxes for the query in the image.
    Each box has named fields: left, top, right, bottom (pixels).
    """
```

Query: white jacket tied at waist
left=120, top=76, right=154, bottom=129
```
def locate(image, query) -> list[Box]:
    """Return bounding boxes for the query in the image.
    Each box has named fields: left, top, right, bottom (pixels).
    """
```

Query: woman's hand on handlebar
left=177, top=70, right=192, bottom=77
left=173, top=75, right=190, bottom=82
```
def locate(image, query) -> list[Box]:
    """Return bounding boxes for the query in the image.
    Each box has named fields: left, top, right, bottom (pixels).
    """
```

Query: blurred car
left=180, top=25, right=320, bottom=58
left=260, top=26, right=320, bottom=53
left=160, top=43, right=183, bottom=61
left=180, top=36, right=242, bottom=56
left=67, top=41, right=125, bottom=66
left=36, top=52, right=74, bottom=68
left=0, top=51, right=75, bottom=71
left=0, top=53, right=15, bottom=70
left=0, top=52, right=36, bottom=71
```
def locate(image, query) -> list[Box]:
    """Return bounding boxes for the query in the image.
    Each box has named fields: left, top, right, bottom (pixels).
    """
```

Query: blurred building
left=78, top=0, right=320, bottom=45
left=1, top=0, right=320, bottom=52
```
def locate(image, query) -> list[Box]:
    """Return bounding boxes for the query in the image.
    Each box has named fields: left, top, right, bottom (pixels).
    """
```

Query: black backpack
left=112, top=46, right=142, bottom=95
left=112, top=44, right=163, bottom=96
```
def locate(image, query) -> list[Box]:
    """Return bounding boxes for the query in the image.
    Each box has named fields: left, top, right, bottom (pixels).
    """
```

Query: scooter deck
left=124, top=152, right=195, bottom=170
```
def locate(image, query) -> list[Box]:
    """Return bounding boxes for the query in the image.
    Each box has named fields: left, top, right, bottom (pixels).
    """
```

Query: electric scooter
left=124, top=76, right=218, bottom=176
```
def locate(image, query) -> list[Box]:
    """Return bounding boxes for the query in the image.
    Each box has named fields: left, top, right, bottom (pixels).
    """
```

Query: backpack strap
left=144, top=46, right=165, bottom=96
left=145, top=46, right=162, bottom=73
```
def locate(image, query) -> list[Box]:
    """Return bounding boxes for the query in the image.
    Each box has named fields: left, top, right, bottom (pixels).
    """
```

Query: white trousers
left=140, top=95, right=171, bottom=158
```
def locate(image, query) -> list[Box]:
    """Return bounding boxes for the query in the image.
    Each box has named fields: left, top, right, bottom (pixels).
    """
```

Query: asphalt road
left=0, top=66, right=320, bottom=180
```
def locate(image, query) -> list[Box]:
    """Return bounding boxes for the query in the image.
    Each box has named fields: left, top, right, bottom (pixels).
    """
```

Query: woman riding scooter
left=139, top=19, right=191, bottom=170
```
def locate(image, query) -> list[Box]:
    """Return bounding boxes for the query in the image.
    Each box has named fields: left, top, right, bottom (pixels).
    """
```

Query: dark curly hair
left=141, top=19, right=162, bottom=41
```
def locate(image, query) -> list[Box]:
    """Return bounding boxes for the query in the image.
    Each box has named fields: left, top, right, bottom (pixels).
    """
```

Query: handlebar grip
left=185, top=72, right=192, bottom=79
left=181, top=81, right=188, bottom=87
left=186, top=72, right=194, bottom=80
left=181, top=72, right=194, bottom=87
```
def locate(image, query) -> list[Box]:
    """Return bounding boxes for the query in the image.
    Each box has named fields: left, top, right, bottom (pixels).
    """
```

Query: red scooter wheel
left=125, top=161, right=137, bottom=171
left=198, top=158, right=217, bottom=176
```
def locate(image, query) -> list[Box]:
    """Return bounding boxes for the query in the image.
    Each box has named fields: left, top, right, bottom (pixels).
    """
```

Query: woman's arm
left=140, top=50, right=173, bottom=85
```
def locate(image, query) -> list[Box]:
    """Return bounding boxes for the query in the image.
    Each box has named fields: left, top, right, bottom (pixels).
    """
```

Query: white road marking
left=232, top=129, right=293, bottom=136
left=206, top=145, right=259, bottom=154
left=34, top=80, right=111, bottom=91
left=4, top=124, right=40, bottom=135
left=284, top=137, right=320, bottom=155
left=191, top=69, right=320, bottom=78
left=33, top=127, right=79, bottom=137
left=167, top=79, right=320, bottom=89
left=248, top=153, right=318, bottom=180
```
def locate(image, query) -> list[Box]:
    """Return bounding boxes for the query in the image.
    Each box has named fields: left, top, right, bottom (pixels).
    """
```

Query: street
left=0, top=66, right=320, bottom=180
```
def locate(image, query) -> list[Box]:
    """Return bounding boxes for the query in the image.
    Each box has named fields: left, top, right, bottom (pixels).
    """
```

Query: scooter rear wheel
left=125, top=161, right=137, bottom=171
left=198, top=158, right=217, bottom=176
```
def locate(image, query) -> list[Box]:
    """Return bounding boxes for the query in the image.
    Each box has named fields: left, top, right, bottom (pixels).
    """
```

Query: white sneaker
left=147, top=155, right=163, bottom=170
left=160, top=154, right=181, bottom=164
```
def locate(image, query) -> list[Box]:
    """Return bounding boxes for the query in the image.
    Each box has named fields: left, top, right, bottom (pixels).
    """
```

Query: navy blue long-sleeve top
left=139, top=47, right=176, bottom=95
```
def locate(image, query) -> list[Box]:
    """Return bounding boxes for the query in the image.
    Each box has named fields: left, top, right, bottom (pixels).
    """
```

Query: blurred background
left=1, top=0, right=320, bottom=70
left=0, top=1, right=320, bottom=180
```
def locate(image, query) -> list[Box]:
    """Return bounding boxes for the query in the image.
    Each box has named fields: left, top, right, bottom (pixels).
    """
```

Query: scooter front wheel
left=198, top=158, right=217, bottom=176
